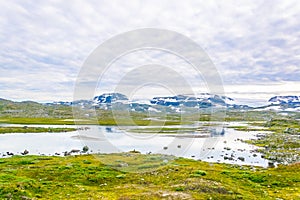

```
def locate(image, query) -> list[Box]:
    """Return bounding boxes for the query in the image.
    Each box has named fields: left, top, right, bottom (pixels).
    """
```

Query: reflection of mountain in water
left=105, top=127, right=113, bottom=132
left=210, top=128, right=225, bottom=137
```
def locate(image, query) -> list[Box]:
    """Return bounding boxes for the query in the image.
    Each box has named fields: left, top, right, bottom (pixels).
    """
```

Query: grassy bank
left=0, top=154, right=299, bottom=199
left=0, top=117, right=188, bottom=126
left=0, top=126, right=76, bottom=134
left=0, top=117, right=77, bottom=125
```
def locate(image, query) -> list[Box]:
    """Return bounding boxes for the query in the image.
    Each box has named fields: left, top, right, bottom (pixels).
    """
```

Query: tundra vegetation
left=0, top=154, right=299, bottom=199
left=0, top=126, right=76, bottom=134
left=0, top=99, right=299, bottom=199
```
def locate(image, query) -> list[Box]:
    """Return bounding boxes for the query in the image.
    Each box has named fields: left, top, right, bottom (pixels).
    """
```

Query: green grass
left=0, top=117, right=189, bottom=126
left=0, top=108, right=299, bottom=199
left=0, top=117, right=78, bottom=125
left=0, top=126, right=76, bottom=134
left=0, top=154, right=299, bottom=199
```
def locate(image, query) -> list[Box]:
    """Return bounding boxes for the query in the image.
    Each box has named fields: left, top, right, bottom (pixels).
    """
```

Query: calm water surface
left=0, top=122, right=270, bottom=167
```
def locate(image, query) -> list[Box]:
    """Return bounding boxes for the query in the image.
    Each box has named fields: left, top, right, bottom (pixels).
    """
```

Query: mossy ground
left=0, top=117, right=187, bottom=126
left=0, top=126, right=76, bottom=134
left=0, top=154, right=299, bottom=200
left=0, top=110, right=299, bottom=199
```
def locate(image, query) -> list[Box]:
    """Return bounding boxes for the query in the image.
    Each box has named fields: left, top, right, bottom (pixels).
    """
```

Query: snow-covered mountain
left=90, top=93, right=251, bottom=112
left=254, top=95, right=300, bottom=112
left=93, top=93, right=128, bottom=104
left=269, top=96, right=300, bottom=104
left=150, top=93, right=236, bottom=108
left=44, top=93, right=300, bottom=112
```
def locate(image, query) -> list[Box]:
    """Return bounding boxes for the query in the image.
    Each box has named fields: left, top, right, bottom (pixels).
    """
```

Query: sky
left=0, top=0, right=300, bottom=105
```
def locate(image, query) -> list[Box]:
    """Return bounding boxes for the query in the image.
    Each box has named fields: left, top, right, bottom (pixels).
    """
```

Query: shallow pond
left=0, top=122, right=271, bottom=167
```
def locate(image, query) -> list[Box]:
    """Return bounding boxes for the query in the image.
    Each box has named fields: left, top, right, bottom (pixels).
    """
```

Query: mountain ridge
left=1, top=93, right=300, bottom=113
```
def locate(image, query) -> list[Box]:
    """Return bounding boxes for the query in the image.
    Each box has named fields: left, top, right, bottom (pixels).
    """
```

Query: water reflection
left=0, top=123, right=270, bottom=167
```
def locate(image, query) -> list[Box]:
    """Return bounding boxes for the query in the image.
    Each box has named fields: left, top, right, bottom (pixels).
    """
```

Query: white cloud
left=224, top=81, right=300, bottom=106
left=0, top=0, right=299, bottom=102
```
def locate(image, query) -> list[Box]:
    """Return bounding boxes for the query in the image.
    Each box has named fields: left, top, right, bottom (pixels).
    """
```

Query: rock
left=82, top=146, right=89, bottom=153
left=238, top=157, right=245, bottom=162
left=69, top=149, right=80, bottom=154
left=224, top=156, right=234, bottom=161
left=21, top=150, right=29, bottom=155
left=268, top=161, right=275, bottom=168
left=117, top=163, right=129, bottom=167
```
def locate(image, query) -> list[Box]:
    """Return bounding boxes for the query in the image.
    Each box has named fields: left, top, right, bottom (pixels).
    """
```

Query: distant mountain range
left=46, top=93, right=300, bottom=113
left=255, top=96, right=300, bottom=112
left=269, top=96, right=300, bottom=104
left=1, top=94, right=299, bottom=115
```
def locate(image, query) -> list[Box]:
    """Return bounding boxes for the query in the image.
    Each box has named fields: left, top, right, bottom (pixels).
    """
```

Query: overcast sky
left=0, top=0, right=299, bottom=104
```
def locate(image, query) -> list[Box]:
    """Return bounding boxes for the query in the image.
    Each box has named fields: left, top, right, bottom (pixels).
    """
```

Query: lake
left=0, top=122, right=271, bottom=167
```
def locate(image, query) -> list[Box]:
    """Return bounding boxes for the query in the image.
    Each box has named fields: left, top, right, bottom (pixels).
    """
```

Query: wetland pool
left=0, top=122, right=271, bottom=167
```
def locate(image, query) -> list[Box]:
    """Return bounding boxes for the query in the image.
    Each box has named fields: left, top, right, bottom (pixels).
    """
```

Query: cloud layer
left=0, top=0, right=299, bottom=102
